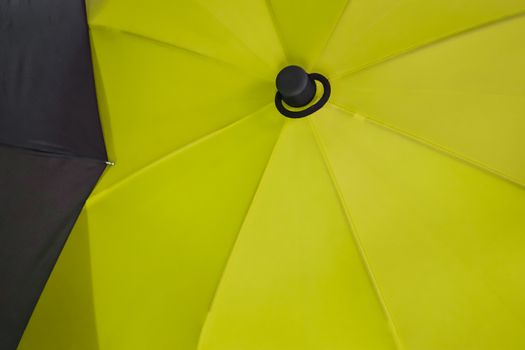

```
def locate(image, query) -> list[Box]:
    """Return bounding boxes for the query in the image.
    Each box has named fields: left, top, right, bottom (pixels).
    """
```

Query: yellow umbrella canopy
left=20, top=0, right=525, bottom=349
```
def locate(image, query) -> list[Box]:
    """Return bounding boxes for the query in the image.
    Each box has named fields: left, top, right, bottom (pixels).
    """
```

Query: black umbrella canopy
left=0, top=0, right=107, bottom=348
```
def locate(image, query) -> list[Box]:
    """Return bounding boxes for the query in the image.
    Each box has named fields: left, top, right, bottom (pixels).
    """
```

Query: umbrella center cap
left=276, top=65, right=315, bottom=108
left=274, top=65, right=331, bottom=118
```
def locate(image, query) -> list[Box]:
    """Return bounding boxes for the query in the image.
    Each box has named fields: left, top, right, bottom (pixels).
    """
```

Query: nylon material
left=86, top=0, right=273, bottom=78
left=264, top=0, right=289, bottom=62
left=195, top=120, right=285, bottom=350
left=88, top=103, right=276, bottom=203
left=15, top=1, right=525, bottom=349
left=1, top=1, right=107, bottom=347
left=88, top=27, right=273, bottom=194
left=17, top=212, right=100, bottom=350
left=20, top=108, right=284, bottom=350
left=0, top=147, right=104, bottom=350
left=308, top=116, right=405, bottom=350
left=332, top=14, right=525, bottom=185
left=316, top=0, right=525, bottom=77
left=314, top=108, right=525, bottom=349
left=329, top=102, right=525, bottom=189
left=0, top=0, right=107, bottom=160
left=331, top=11, right=525, bottom=80
left=198, top=120, right=397, bottom=350
left=268, top=0, right=349, bottom=68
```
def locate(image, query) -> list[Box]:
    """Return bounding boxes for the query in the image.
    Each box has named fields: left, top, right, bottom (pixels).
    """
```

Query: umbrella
left=2, top=0, right=525, bottom=349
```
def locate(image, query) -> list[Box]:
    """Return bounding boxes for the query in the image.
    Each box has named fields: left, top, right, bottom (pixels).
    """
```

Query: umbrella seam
left=87, top=102, right=275, bottom=205
left=77, top=211, right=103, bottom=350
left=331, top=10, right=525, bottom=81
left=329, top=102, right=525, bottom=189
left=308, top=118, right=405, bottom=350
left=0, top=142, right=108, bottom=165
left=334, top=86, right=524, bottom=97
left=193, top=0, right=278, bottom=79
left=264, top=0, right=291, bottom=63
left=89, top=25, right=273, bottom=83
left=307, top=0, right=351, bottom=72
left=194, top=119, right=286, bottom=350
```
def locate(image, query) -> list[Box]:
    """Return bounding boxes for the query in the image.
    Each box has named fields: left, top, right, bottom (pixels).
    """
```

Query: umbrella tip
left=276, top=65, right=316, bottom=108
left=275, top=65, right=331, bottom=118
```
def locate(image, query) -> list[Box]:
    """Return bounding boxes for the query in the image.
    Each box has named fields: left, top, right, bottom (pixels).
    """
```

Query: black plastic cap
left=275, top=65, right=317, bottom=107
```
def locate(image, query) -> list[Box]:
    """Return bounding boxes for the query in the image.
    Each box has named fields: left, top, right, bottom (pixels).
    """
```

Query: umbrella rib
left=308, top=118, right=405, bottom=350
left=307, top=0, right=351, bottom=71
left=89, top=24, right=272, bottom=82
left=332, top=10, right=525, bottom=81
left=0, top=142, right=108, bottom=164
left=264, top=0, right=290, bottom=63
left=89, top=102, right=275, bottom=203
left=194, top=1, right=277, bottom=77
left=329, top=102, right=525, bottom=189
left=194, top=120, right=286, bottom=350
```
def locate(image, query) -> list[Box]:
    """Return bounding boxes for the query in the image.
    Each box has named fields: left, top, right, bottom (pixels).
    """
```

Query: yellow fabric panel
left=22, top=107, right=283, bottom=350
left=89, top=27, right=272, bottom=193
left=85, top=107, right=282, bottom=350
left=20, top=1, right=525, bottom=349
left=195, top=0, right=286, bottom=74
left=313, top=106, right=525, bottom=349
left=87, top=0, right=273, bottom=78
left=198, top=119, right=397, bottom=350
left=268, top=0, right=348, bottom=69
left=332, top=14, right=525, bottom=185
left=18, top=213, right=98, bottom=350
left=316, top=0, right=525, bottom=77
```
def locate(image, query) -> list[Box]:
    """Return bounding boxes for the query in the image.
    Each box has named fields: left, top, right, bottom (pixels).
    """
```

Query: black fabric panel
left=0, top=0, right=106, bottom=160
left=0, top=1, right=107, bottom=347
left=0, top=147, right=105, bottom=349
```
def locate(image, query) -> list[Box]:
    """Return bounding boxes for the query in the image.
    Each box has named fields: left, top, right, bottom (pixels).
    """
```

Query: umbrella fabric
left=0, top=0, right=106, bottom=348
left=13, top=0, right=525, bottom=349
